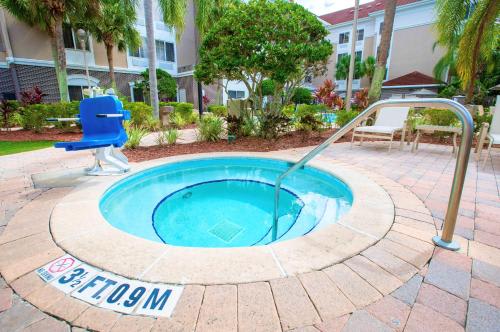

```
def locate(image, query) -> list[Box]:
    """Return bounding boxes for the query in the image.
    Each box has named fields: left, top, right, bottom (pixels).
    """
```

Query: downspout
left=0, top=9, right=21, bottom=99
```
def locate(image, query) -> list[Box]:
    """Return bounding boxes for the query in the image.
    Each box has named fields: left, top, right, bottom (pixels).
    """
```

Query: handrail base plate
left=432, top=235, right=460, bottom=251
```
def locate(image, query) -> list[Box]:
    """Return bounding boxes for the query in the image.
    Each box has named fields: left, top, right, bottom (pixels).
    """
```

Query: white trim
left=324, top=0, right=435, bottom=29
left=393, top=21, right=435, bottom=32
left=176, top=70, right=194, bottom=78
left=368, top=0, right=435, bottom=18
left=0, top=62, right=8, bottom=68
left=382, top=84, right=442, bottom=89
left=9, top=57, right=143, bottom=74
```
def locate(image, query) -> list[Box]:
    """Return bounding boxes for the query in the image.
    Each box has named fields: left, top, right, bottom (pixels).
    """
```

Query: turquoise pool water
left=322, top=113, right=337, bottom=124
left=100, top=157, right=353, bottom=248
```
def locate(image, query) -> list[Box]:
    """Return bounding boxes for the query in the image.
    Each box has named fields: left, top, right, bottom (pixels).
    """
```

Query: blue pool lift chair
left=48, top=92, right=131, bottom=175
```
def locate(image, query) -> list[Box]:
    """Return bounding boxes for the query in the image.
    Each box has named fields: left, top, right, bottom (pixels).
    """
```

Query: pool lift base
left=86, top=146, right=130, bottom=176
left=432, top=236, right=460, bottom=251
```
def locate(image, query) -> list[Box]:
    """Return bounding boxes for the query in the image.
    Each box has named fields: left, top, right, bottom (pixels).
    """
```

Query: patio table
left=412, top=124, right=461, bottom=155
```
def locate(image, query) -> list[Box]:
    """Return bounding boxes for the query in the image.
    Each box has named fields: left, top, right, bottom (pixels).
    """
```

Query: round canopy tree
left=194, top=0, right=332, bottom=112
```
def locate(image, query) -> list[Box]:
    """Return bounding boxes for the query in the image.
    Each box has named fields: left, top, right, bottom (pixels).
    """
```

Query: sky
left=295, top=0, right=373, bottom=16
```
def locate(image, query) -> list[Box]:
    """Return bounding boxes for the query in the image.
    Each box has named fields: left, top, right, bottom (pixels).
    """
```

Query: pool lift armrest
left=46, top=116, right=80, bottom=122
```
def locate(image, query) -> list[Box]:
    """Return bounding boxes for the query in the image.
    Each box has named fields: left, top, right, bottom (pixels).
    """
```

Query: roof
left=382, top=71, right=442, bottom=87
left=319, top=0, right=422, bottom=26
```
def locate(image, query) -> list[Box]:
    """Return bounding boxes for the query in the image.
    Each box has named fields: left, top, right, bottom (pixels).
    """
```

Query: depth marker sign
left=36, top=255, right=184, bottom=317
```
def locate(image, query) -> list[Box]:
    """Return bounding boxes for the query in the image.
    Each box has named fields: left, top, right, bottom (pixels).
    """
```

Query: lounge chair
left=351, top=106, right=410, bottom=151
left=476, top=102, right=499, bottom=167
left=49, top=94, right=131, bottom=175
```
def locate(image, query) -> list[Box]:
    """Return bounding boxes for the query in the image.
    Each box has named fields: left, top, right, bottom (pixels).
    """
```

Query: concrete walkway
left=0, top=141, right=499, bottom=331
left=140, top=128, right=198, bottom=147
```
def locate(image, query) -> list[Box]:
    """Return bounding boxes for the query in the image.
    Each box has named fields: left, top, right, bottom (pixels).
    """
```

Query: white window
left=355, top=51, right=362, bottom=61
left=178, top=89, right=186, bottom=102
left=228, top=90, right=245, bottom=99
left=379, top=22, right=384, bottom=34
left=357, top=29, right=364, bottom=41
left=155, top=40, right=175, bottom=62
left=63, top=23, right=89, bottom=51
left=129, top=37, right=148, bottom=58
left=339, top=32, right=349, bottom=44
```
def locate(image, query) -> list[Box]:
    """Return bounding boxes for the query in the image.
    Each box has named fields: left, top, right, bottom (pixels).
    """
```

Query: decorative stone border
left=50, top=152, right=394, bottom=284
left=0, top=151, right=437, bottom=331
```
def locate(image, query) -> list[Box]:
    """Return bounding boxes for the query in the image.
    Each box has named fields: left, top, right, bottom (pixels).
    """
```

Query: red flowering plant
left=314, top=79, right=343, bottom=110
left=20, top=86, right=46, bottom=106
left=354, top=88, right=369, bottom=111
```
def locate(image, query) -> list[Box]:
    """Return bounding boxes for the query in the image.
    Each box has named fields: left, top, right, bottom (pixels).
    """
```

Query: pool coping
left=49, top=152, right=395, bottom=285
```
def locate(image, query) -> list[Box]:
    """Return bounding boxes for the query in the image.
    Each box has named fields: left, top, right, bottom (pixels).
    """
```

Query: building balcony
left=336, top=79, right=361, bottom=91
left=66, top=49, right=95, bottom=67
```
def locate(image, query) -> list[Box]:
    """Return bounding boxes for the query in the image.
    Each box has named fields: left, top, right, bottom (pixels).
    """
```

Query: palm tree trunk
left=105, top=43, right=116, bottom=88
left=368, top=0, right=396, bottom=103
left=52, top=16, right=69, bottom=101
left=144, top=0, right=159, bottom=118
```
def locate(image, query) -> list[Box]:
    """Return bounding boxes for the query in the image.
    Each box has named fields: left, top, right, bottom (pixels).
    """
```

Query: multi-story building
left=315, top=0, right=446, bottom=98
left=0, top=0, right=178, bottom=103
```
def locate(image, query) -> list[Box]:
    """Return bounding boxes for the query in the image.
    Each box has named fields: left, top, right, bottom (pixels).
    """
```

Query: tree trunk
left=52, top=15, right=69, bottom=101
left=368, top=0, right=396, bottom=103
left=105, top=43, right=116, bottom=88
left=144, top=0, right=159, bottom=118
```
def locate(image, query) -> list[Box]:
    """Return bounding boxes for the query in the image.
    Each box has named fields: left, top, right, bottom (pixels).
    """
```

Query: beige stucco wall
left=388, top=24, right=445, bottom=80
left=312, top=45, right=336, bottom=87
left=176, top=0, right=197, bottom=70
left=5, top=12, right=53, bottom=61
left=360, top=36, right=375, bottom=88
left=93, top=41, right=128, bottom=68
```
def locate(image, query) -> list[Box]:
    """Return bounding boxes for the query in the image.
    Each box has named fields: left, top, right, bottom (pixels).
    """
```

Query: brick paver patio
left=0, top=141, right=499, bottom=331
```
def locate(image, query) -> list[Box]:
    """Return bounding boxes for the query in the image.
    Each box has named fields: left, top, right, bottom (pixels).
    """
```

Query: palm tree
left=0, top=0, right=99, bottom=101
left=144, top=0, right=187, bottom=118
left=336, top=55, right=365, bottom=89
left=363, top=55, right=376, bottom=85
left=73, top=0, right=141, bottom=88
left=144, top=0, right=235, bottom=117
left=435, top=0, right=500, bottom=102
left=368, top=0, right=397, bottom=103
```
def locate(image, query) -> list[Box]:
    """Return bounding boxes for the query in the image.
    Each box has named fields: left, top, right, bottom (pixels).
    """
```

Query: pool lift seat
left=49, top=94, right=131, bottom=176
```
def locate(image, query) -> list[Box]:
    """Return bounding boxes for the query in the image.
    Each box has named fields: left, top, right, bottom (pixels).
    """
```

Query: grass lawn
left=0, top=141, right=55, bottom=156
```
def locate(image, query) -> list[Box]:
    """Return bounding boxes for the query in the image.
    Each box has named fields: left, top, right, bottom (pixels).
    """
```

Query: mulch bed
left=123, top=129, right=467, bottom=163
left=124, top=130, right=340, bottom=162
left=0, top=128, right=82, bottom=142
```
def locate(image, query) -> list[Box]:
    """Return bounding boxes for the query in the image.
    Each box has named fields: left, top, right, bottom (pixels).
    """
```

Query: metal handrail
left=272, top=98, right=474, bottom=251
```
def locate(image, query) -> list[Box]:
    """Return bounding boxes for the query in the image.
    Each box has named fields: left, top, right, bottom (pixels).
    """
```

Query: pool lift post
left=272, top=98, right=474, bottom=251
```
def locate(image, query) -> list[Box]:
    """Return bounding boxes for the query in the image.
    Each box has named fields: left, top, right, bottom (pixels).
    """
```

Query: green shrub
left=296, top=104, right=323, bottom=132
left=335, top=109, right=359, bottom=127
left=207, top=105, right=228, bottom=117
left=261, top=79, right=276, bottom=96
left=124, top=123, right=148, bottom=149
left=240, top=115, right=258, bottom=136
left=123, top=101, right=154, bottom=127
left=422, top=108, right=459, bottom=127
left=169, top=112, right=187, bottom=128
left=156, top=128, right=179, bottom=145
left=161, top=101, right=179, bottom=108
left=281, top=104, right=296, bottom=118
left=21, top=104, right=49, bottom=132
left=0, top=100, right=21, bottom=129
left=474, top=107, right=493, bottom=133
left=198, top=115, right=224, bottom=141
left=257, top=111, right=290, bottom=139
left=291, top=87, right=313, bottom=105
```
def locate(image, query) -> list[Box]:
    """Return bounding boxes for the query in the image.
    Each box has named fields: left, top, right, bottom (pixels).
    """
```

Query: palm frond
left=158, top=0, right=188, bottom=38
left=456, top=0, right=500, bottom=90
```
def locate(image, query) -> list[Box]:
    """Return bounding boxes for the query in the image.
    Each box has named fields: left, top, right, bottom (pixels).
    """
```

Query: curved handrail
left=272, top=98, right=474, bottom=251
